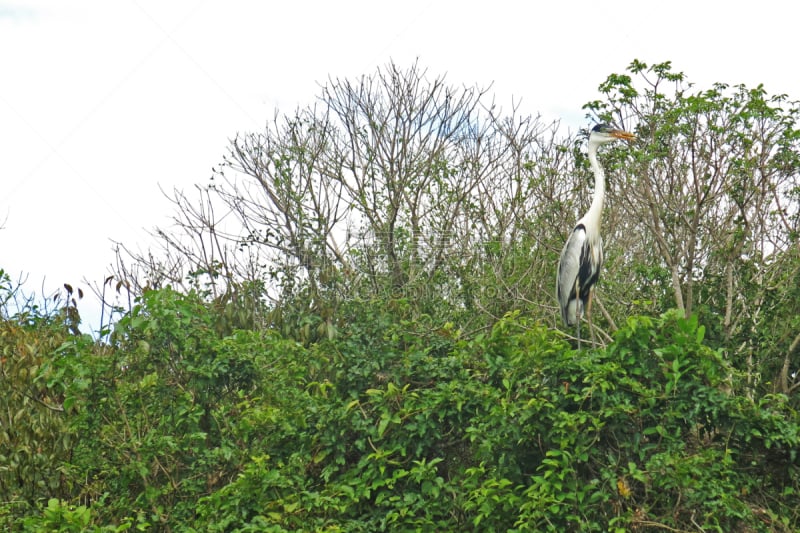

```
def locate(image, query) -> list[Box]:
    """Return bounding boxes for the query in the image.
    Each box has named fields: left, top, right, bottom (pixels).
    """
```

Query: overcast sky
left=1, top=0, right=796, bottom=334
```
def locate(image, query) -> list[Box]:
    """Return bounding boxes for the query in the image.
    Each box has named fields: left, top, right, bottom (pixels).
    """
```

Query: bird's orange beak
left=610, top=129, right=636, bottom=141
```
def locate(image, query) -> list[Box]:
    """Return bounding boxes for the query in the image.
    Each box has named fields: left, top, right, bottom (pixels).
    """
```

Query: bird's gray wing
left=557, top=225, right=587, bottom=326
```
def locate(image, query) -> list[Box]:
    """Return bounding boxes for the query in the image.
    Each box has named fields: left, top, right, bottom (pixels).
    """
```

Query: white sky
left=1, top=0, right=796, bottom=334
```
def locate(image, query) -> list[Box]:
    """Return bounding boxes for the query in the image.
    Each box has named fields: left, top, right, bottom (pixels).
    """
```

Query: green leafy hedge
left=3, top=291, right=798, bottom=531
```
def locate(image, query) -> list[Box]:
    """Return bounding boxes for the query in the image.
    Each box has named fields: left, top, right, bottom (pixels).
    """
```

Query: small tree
left=587, top=60, right=800, bottom=391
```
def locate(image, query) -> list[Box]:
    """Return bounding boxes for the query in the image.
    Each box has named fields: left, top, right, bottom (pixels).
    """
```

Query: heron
left=556, top=123, right=634, bottom=347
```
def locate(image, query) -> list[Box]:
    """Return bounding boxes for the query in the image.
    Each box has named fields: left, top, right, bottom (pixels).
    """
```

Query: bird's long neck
left=582, top=141, right=605, bottom=234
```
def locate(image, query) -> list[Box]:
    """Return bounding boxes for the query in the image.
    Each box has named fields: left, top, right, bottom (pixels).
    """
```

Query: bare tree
left=114, top=61, right=569, bottom=335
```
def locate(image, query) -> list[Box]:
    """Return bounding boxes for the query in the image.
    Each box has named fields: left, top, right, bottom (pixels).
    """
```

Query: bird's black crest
left=592, top=123, right=611, bottom=133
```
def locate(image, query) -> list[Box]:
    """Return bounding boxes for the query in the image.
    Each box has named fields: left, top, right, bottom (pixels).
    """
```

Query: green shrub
left=3, top=287, right=798, bottom=531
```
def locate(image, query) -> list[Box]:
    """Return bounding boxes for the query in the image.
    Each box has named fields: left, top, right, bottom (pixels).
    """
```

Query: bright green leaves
left=20, top=498, right=135, bottom=533
left=2, top=287, right=799, bottom=531
left=598, top=72, right=637, bottom=101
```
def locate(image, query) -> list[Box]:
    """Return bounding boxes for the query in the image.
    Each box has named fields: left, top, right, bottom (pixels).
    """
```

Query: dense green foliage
left=2, top=287, right=799, bottom=531
left=3, top=60, right=800, bottom=530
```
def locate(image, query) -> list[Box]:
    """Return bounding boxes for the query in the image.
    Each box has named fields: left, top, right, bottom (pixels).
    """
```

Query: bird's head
left=589, top=123, right=635, bottom=145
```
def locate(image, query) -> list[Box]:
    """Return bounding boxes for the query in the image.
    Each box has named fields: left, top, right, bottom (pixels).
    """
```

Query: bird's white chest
left=584, top=230, right=603, bottom=266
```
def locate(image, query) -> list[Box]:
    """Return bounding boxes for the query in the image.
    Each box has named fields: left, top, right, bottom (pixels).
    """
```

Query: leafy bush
left=189, top=304, right=799, bottom=532
left=0, top=303, right=82, bottom=523
left=3, top=288, right=798, bottom=531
